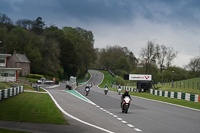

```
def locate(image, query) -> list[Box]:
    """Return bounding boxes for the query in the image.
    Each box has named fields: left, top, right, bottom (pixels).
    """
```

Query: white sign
left=129, top=74, right=152, bottom=81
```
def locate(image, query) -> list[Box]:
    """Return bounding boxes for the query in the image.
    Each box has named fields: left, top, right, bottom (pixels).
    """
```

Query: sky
left=0, top=0, right=200, bottom=68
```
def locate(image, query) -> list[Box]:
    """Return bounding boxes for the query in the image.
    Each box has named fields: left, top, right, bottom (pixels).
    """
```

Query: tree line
left=0, top=13, right=199, bottom=82
left=92, top=42, right=199, bottom=83
left=0, top=13, right=96, bottom=80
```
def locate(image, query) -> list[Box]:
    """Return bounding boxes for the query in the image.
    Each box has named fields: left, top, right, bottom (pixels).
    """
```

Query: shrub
left=115, top=76, right=126, bottom=86
left=26, top=74, right=44, bottom=79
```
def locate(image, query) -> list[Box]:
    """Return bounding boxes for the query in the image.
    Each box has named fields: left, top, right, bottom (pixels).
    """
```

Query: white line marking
left=43, top=88, right=115, bottom=133
left=109, top=113, right=113, bottom=115
left=117, top=118, right=122, bottom=121
left=45, top=85, right=60, bottom=88
left=113, top=115, right=118, bottom=118
left=127, top=124, right=134, bottom=128
left=24, top=90, right=47, bottom=93
left=121, top=121, right=127, bottom=124
left=96, top=105, right=100, bottom=108
left=134, top=128, right=142, bottom=132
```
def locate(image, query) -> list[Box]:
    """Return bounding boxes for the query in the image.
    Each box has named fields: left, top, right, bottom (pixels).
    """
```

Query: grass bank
left=0, top=92, right=68, bottom=125
left=97, top=70, right=200, bottom=110
left=0, top=128, right=30, bottom=133
left=156, top=84, right=200, bottom=95
left=97, top=70, right=116, bottom=88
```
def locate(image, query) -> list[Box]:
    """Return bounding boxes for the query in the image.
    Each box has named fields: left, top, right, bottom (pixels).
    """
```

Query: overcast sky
left=1, top=0, right=200, bottom=67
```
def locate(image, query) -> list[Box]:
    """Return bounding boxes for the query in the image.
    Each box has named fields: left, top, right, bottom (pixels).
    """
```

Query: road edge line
left=42, top=88, right=114, bottom=133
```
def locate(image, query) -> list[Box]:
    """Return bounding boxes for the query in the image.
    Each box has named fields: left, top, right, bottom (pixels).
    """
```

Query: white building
left=0, top=54, right=21, bottom=82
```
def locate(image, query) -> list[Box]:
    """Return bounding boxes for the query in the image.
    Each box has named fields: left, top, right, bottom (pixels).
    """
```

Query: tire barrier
left=150, top=89, right=200, bottom=102
left=0, top=86, right=24, bottom=101
left=112, top=85, right=141, bottom=92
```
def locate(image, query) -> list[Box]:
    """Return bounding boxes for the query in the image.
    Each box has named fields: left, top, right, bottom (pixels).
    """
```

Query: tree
left=98, top=45, right=136, bottom=71
left=186, top=57, right=200, bottom=74
left=166, top=46, right=177, bottom=67
left=140, top=40, right=158, bottom=73
left=0, top=13, right=13, bottom=24
left=157, top=45, right=168, bottom=72
left=0, top=13, right=14, bottom=31
left=32, top=17, right=45, bottom=34
left=115, top=56, right=131, bottom=72
left=62, top=27, right=96, bottom=78
left=16, top=19, right=33, bottom=29
left=6, top=27, right=30, bottom=53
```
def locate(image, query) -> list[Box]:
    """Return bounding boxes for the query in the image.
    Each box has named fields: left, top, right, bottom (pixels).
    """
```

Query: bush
left=115, top=76, right=126, bottom=86
left=26, top=74, right=44, bottom=79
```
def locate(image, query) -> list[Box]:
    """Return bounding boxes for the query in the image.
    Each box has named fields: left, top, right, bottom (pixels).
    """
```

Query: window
left=0, top=71, right=15, bottom=77
left=0, top=57, right=5, bottom=63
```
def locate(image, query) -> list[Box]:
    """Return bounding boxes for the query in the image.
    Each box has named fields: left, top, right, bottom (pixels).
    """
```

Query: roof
left=0, top=54, right=12, bottom=57
left=0, top=67, right=21, bottom=71
left=16, top=54, right=30, bottom=63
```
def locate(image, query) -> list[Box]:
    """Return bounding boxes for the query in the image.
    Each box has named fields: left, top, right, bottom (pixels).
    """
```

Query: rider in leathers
left=85, top=84, right=90, bottom=92
left=121, top=90, right=132, bottom=107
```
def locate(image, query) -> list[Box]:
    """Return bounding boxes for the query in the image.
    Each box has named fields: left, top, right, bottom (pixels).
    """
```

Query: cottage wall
left=7, top=52, right=30, bottom=76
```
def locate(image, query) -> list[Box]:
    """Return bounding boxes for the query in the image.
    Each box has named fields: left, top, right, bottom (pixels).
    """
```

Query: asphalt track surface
left=0, top=70, right=200, bottom=133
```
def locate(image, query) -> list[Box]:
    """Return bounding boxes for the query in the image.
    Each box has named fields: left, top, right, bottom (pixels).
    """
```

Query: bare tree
left=166, top=47, right=177, bottom=67
left=16, top=19, right=33, bottom=29
left=157, top=45, right=168, bottom=72
left=140, top=40, right=157, bottom=64
left=186, top=57, right=200, bottom=73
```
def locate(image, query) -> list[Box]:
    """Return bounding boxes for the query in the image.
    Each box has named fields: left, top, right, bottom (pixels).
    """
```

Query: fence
left=150, top=89, right=200, bottom=102
left=0, top=86, right=24, bottom=101
left=159, top=80, right=200, bottom=90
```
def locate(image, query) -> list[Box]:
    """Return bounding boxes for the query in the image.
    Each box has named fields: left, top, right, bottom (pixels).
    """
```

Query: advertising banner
left=129, top=74, right=152, bottom=81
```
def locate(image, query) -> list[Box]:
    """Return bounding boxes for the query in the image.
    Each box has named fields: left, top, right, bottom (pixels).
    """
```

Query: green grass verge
left=97, top=70, right=116, bottom=88
left=0, top=128, right=30, bottom=133
left=0, top=82, right=46, bottom=92
left=0, top=82, right=11, bottom=90
left=0, top=92, right=68, bottom=125
left=96, top=70, right=200, bottom=110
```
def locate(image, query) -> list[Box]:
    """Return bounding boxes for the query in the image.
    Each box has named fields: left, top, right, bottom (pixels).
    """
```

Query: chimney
left=13, top=50, right=16, bottom=55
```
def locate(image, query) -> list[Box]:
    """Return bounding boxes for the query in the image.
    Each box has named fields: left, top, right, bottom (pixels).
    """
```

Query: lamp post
left=162, top=70, right=165, bottom=85
left=171, top=71, right=174, bottom=88
left=144, top=58, right=148, bottom=74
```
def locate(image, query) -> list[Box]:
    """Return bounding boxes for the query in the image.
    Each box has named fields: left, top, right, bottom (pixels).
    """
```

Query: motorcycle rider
left=121, top=90, right=132, bottom=107
left=85, top=84, right=90, bottom=92
left=118, top=84, right=121, bottom=89
left=104, top=84, right=109, bottom=89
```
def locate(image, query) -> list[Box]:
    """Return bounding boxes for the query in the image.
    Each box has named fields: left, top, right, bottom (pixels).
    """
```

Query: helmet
left=126, top=90, right=129, bottom=93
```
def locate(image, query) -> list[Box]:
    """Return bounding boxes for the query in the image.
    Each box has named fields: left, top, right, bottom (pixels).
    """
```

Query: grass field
left=156, top=77, right=200, bottom=95
left=96, top=70, right=200, bottom=110
left=0, top=128, right=30, bottom=133
left=0, top=92, right=68, bottom=125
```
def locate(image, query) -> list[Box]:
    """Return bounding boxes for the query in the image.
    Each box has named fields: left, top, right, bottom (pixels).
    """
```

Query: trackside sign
left=129, top=74, right=152, bottom=81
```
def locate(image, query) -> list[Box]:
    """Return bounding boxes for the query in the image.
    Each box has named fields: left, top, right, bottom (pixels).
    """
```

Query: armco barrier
left=0, top=86, right=24, bottom=101
left=150, top=89, right=200, bottom=103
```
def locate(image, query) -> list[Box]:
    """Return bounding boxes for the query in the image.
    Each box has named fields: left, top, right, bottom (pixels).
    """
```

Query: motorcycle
left=121, top=96, right=131, bottom=113
left=118, top=88, right=122, bottom=95
left=104, top=87, right=108, bottom=95
left=85, top=88, right=90, bottom=96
